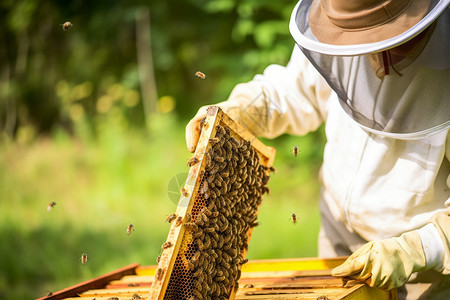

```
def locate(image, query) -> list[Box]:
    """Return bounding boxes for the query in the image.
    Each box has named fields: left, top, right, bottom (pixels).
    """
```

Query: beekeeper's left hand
left=331, top=230, right=433, bottom=290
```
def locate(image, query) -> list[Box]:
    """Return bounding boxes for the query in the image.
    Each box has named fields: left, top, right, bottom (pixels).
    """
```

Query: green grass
left=0, top=113, right=324, bottom=299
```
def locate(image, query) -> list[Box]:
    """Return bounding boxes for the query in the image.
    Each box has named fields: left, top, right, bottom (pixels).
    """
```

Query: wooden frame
left=149, top=106, right=276, bottom=299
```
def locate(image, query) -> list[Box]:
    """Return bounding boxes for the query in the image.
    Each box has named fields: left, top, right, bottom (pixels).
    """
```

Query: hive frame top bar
left=149, top=106, right=276, bottom=299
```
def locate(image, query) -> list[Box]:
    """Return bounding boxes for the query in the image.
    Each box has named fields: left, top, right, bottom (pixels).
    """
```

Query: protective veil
left=290, top=0, right=450, bottom=140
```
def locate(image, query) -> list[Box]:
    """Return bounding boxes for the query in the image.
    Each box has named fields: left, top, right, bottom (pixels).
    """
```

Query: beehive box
left=149, top=106, right=276, bottom=300
left=37, top=258, right=397, bottom=300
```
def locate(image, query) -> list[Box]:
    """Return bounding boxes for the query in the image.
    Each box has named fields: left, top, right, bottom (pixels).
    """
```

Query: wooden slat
left=135, top=265, right=157, bottom=276
left=35, top=263, right=139, bottom=300
left=241, top=257, right=348, bottom=273
left=80, top=286, right=150, bottom=296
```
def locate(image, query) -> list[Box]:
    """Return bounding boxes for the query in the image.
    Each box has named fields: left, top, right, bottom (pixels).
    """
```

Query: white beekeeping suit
left=185, top=0, right=450, bottom=299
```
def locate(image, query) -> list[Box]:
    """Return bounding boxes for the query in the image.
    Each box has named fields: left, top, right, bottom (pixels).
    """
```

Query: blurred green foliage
left=0, top=0, right=296, bottom=138
left=0, top=0, right=327, bottom=299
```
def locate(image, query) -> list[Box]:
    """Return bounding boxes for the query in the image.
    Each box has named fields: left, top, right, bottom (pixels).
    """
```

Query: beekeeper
left=185, top=0, right=449, bottom=299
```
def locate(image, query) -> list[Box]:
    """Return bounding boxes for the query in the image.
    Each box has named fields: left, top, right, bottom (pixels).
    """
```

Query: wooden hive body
left=149, top=106, right=276, bottom=299
left=36, top=258, right=397, bottom=300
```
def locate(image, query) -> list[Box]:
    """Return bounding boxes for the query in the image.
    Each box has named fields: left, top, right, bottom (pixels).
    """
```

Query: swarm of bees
left=61, top=21, right=73, bottom=31
left=80, top=253, right=88, bottom=264
left=194, top=71, right=206, bottom=79
left=126, top=224, right=135, bottom=235
left=47, top=201, right=57, bottom=212
left=160, top=124, right=272, bottom=299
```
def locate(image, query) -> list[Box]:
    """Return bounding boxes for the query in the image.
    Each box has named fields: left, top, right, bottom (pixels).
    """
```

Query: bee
left=195, top=71, right=206, bottom=79
left=293, top=145, right=299, bottom=157
left=200, top=181, right=209, bottom=194
left=290, top=213, right=297, bottom=224
left=201, top=206, right=212, bottom=217
left=192, top=289, right=203, bottom=299
left=187, top=156, right=199, bottom=167
left=316, top=296, right=329, bottom=300
left=175, top=216, right=183, bottom=227
left=166, top=213, right=177, bottom=223
left=126, top=224, right=135, bottom=235
left=47, top=201, right=57, bottom=212
left=243, top=283, right=254, bottom=288
left=193, top=267, right=203, bottom=277
left=61, top=21, right=73, bottom=31
left=80, top=253, right=88, bottom=264
left=131, top=294, right=142, bottom=300
left=180, top=187, right=189, bottom=197
left=198, top=117, right=208, bottom=132
left=156, top=255, right=161, bottom=264
left=46, top=292, right=53, bottom=296
left=183, top=222, right=198, bottom=232
left=161, top=241, right=173, bottom=250
left=155, top=268, right=164, bottom=280
left=191, top=250, right=201, bottom=263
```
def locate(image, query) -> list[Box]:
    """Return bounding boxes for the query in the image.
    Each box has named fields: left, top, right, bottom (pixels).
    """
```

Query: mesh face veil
left=290, top=0, right=450, bottom=139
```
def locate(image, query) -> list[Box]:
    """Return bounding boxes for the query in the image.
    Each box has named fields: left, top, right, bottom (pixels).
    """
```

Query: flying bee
left=180, top=187, right=189, bottom=197
left=47, top=201, right=57, bottom=212
left=166, top=213, right=177, bottom=223
left=80, top=253, right=88, bottom=264
left=126, top=224, right=135, bottom=235
left=293, top=145, right=299, bottom=157
left=61, top=21, right=73, bottom=31
left=195, top=71, right=206, bottom=79
left=290, top=213, right=297, bottom=224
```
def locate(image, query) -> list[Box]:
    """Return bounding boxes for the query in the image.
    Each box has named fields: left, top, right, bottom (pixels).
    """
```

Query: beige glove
left=185, top=105, right=209, bottom=153
left=331, top=230, right=427, bottom=290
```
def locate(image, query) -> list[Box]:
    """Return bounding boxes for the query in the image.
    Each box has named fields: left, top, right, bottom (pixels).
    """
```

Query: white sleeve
left=218, top=46, right=333, bottom=138
left=418, top=223, right=446, bottom=271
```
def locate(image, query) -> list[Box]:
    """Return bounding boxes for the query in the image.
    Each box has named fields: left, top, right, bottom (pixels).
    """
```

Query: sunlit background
left=0, top=1, right=326, bottom=298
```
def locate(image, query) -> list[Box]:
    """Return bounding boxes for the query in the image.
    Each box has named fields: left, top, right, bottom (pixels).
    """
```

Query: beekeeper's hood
left=290, top=0, right=450, bottom=139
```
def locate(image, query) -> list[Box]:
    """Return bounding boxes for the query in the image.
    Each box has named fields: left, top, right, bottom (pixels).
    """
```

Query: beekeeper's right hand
left=185, top=100, right=246, bottom=153
left=185, top=105, right=209, bottom=153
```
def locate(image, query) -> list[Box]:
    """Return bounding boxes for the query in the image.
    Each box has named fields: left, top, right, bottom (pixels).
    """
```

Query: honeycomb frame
left=149, top=106, right=276, bottom=300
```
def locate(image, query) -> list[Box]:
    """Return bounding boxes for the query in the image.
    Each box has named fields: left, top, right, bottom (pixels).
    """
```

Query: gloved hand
left=331, top=230, right=427, bottom=290
left=185, top=106, right=209, bottom=153
left=185, top=102, right=244, bottom=153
